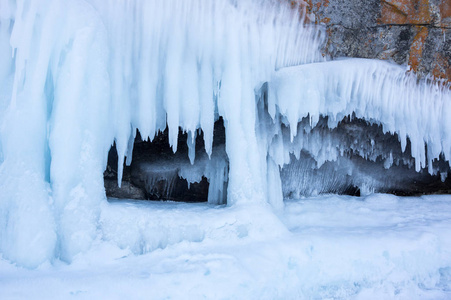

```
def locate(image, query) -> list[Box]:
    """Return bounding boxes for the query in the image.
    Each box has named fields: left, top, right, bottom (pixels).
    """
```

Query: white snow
left=1, top=194, right=451, bottom=299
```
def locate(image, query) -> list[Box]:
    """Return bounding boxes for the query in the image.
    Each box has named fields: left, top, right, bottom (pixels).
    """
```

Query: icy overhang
left=268, top=58, right=451, bottom=174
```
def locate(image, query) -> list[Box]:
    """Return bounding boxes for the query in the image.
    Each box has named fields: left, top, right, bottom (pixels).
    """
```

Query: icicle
left=125, top=127, right=136, bottom=167
left=187, top=130, right=196, bottom=165
left=270, top=59, right=451, bottom=175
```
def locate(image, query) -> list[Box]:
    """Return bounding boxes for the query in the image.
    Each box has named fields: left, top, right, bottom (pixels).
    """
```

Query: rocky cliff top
left=302, top=0, right=451, bottom=79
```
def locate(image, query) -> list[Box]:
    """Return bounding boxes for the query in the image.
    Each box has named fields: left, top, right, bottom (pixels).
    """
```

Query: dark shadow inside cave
left=280, top=115, right=451, bottom=198
left=104, top=118, right=227, bottom=203
left=104, top=112, right=451, bottom=202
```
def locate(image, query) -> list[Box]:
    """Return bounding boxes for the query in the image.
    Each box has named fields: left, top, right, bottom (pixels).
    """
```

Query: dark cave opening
left=279, top=115, right=451, bottom=198
left=104, top=113, right=451, bottom=202
left=104, top=118, right=227, bottom=203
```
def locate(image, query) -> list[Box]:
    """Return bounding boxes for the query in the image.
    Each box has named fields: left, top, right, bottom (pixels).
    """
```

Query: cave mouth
left=104, top=118, right=228, bottom=204
left=280, top=115, right=451, bottom=198
left=104, top=114, right=451, bottom=203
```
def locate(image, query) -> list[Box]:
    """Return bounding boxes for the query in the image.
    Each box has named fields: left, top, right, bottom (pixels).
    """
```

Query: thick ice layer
left=88, top=0, right=324, bottom=193
left=0, top=0, right=324, bottom=267
left=268, top=59, right=451, bottom=174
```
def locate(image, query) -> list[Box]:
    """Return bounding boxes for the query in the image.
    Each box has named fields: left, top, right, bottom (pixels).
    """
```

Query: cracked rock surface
left=305, top=0, right=451, bottom=79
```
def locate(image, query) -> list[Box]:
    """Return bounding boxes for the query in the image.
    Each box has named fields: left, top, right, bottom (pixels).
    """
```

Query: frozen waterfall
left=0, top=0, right=450, bottom=268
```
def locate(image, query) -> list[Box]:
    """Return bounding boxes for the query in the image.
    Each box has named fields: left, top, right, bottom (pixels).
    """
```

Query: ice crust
left=0, top=0, right=450, bottom=268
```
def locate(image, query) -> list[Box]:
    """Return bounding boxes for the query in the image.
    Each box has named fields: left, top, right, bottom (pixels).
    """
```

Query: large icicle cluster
left=0, top=0, right=450, bottom=268
left=268, top=59, right=451, bottom=174
left=0, top=0, right=323, bottom=267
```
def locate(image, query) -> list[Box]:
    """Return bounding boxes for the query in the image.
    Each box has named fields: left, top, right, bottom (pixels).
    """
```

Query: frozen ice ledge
left=0, top=0, right=450, bottom=267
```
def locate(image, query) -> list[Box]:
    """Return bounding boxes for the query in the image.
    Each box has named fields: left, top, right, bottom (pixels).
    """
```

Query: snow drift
left=0, top=0, right=450, bottom=268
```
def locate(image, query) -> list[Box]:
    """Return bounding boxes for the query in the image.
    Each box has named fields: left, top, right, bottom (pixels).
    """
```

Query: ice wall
left=0, top=0, right=450, bottom=268
left=0, top=0, right=323, bottom=267
left=89, top=0, right=324, bottom=205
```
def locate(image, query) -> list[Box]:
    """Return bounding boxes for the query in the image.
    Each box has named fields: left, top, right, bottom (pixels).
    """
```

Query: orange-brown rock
left=408, top=26, right=429, bottom=72
left=304, top=0, right=451, bottom=80
left=380, top=0, right=432, bottom=25
left=431, top=52, right=451, bottom=79
left=440, top=1, right=451, bottom=26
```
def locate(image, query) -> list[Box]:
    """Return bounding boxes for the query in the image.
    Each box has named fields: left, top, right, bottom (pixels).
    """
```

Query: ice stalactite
left=0, top=0, right=58, bottom=267
left=0, top=0, right=114, bottom=265
left=0, top=0, right=323, bottom=267
left=267, top=59, right=451, bottom=197
left=88, top=0, right=324, bottom=205
left=268, top=59, right=451, bottom=172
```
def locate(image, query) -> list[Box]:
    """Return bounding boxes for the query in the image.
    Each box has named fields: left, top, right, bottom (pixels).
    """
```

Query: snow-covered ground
left=1, top=194, right=451, bottom=299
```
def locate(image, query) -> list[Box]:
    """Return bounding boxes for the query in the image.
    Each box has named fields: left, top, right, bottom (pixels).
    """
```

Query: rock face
left=305, top=0, right=451, bottom=79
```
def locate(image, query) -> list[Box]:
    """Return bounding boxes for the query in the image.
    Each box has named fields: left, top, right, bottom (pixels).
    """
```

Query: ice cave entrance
left=104, top=111, right=451, bottom=202
left=278, top=115, right=451, bottom=198
left=104, top=118, right=228, bottom=204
